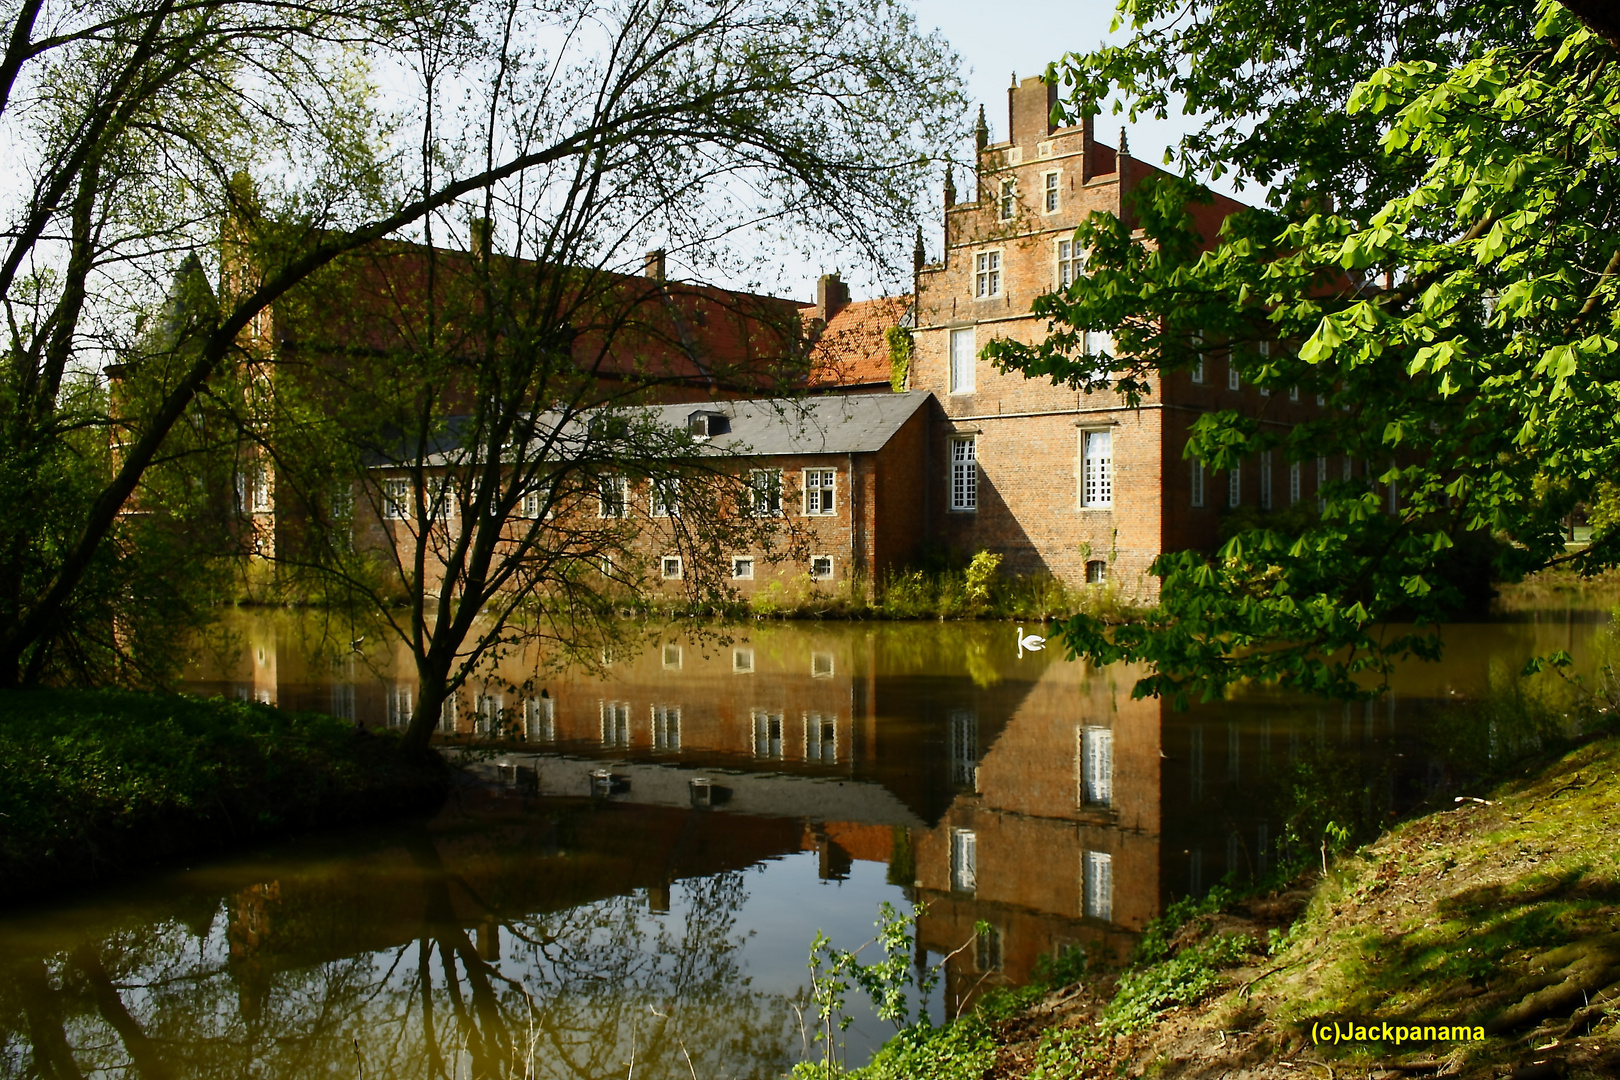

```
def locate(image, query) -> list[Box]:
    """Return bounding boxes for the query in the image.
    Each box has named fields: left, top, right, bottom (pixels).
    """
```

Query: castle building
left=908, top=76, right=1327, bottom=596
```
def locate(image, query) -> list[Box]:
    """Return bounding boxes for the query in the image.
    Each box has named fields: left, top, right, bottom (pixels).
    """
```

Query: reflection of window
left=733, top=647, right=754, bottom=673
left=951, top=828, right=977, bottom=892
left=524, top=697, right=554, bottom=741
left=804, top=712, right=837, bottom=762
left=810, top=555, right=833, bottom=581
left=1083, top=850, right=1113, bottom=920
left=1228, top=722, right=1241, bottom=780
left=600, top=701, right=630, bottom=747
left=1189, top=848, right=1203, bottom=896
left=662, top=643, right=683, bottom=670
left=950, top=437, right=977, bottom=511
left=804, top=469, right=836, bottom=515
left=753, top=710, right=784, bottom=758
left=811, top=652, right=834, bottom=678
left=976, top=924, right=1004, bottom=972
left=652, top=705, right=681, bottom=750
left=329, top=683, right=355, bottom=722
left=249, top=464, right=273, bottom=512
left=731, top=556, right=754, bottom=580
left=386, top=685, right=413, bottom=730
left=949, top=708, right=978, bottom=788
left=1080, top=726, right=1113, bottom=806
left=1189, top=724, right=1204, bottom=803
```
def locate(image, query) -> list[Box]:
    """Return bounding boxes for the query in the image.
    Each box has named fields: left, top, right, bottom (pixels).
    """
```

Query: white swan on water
left=1016, top=626, right=1046, bottom=658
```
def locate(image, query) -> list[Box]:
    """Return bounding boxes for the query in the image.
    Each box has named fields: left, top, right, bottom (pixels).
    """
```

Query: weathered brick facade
left=910, top=76, right=1330, bottom=598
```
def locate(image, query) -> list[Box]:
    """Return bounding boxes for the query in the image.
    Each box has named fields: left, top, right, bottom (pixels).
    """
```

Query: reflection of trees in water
left=0, top=839, right=795, bottom=1080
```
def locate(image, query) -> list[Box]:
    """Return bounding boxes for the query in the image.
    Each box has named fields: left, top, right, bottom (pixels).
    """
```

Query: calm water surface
left=1, top=610, right=1612, bottom=1078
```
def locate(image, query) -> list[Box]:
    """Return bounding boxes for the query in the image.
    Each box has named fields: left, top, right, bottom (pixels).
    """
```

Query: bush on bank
left=0, top=690, right=448, bottom=904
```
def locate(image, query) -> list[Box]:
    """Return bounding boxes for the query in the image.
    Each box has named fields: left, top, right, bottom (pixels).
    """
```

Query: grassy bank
left=0, top=690, right=449, bottom=905
left=845, top=726, right=1620, bottom=1080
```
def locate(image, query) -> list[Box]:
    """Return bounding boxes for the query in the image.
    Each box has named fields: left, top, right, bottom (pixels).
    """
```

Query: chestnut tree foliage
left=986, top=0, right=1620, bottom=703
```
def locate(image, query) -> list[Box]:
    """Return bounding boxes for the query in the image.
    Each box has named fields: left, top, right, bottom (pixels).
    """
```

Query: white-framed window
left=1228, top=364, right=1241, bottom=391
left=731, top=555, right=755, bottom=580
left=803, top=469, right=836, bottom=515
left=951, top=828, right=978, bottom=892
left=1289, top=461, right=1302, bottom=504
left=476, top=692, right=504, bottom=736
left=521, top=487, right=544, bottom=518
left=249, top=463, right=273, bottom=513
left=1388, top=471, right=1400, bottom=514
left=1081, top=429, right=1113, bottom=508
left=651, top=479, right=680, bottom=517
left=524, top=697, right=554, bottom=741
left=1258, top=341, right=1272, bottom=397
left=386, top=684, right=413, bottom=730
left=652, top=705, right=680, bottom=750
left=599, top=555, right=614, bottom=578
left=660, top=555, right=683, bottom=580
left=998, top=177, right=1016, bottom=221
left=1057, top=238, right=1086, bottom=288
left=662, top=643, right=683, bottom=670
left=1085, top=559, right=1107, bottom=584
left=1083, top=850, right=1113, bottom=920
left=1317, top=456, right=1328, bottom=511
left=598, top=475, right=627, bottom=518
left=1080, top=725, right=1113, bottom=806
left=949, top=326, right=976, bottom=393
left=733, top=647, right=754, bottom=673
left=1260, top=451, right=1273, bottom=510
left=949, top=708, right=978, bottom=788
left=976, top=923, right=1004, bottom=972
left=1317, top=392, right=1327, bottom=406
left=974, top=250, right=1002, bottom=298
left=1191, top=331, right=1206, bottom=384
left=805, top=712, right=837, bottom=762
left=950, top=437, right=977, bottom=511
left=1344, top=457, right=1354, bottom=482
left=1289, top=386, right=1300, bottom=402
left=1043, top=170, right=1060, bottom=213
left=1191, top=455, right=1205, bottom=508
left=809, top=555, right=833, bottom=581
left=748, top=469, right=782, bottom=516
left=384, top=478, right=411, bottom=520
left=438, top=694, right=458, bottom=734
left=1083, top=329, right=1115, bottom=359
left=600, top=700, right=630, bottom=747
left=752, top=709, right=783, bottom=758
left=1228, top=462, right=1242, bottom=507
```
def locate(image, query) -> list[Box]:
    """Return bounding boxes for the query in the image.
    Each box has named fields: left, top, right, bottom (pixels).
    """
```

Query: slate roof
left=392, top=390, right=932, bottom=468
left=650, top=390, right=931, bottom=456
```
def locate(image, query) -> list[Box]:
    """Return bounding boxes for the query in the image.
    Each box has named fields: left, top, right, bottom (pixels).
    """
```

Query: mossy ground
left=854, top=729, right=1620, bottom=1080
left=0, top=690, right=448, bottom=905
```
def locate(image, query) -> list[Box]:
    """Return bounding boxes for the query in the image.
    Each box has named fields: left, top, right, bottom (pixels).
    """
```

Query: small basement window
left=661, top=555, right=683, bottom=580
left=1085, top=560, right=1107, bottom=584
left=810, top=555, right=833, bottom=580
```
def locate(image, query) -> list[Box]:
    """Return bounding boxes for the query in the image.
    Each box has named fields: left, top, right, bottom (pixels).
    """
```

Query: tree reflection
left=0, top=822, right=796, bottom=1080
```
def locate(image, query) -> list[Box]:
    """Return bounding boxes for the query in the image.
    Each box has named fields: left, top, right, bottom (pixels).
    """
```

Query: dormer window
left=688, top=411, right=727, bottom=439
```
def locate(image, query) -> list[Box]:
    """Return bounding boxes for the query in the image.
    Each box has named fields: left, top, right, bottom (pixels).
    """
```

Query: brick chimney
left=1008, top=75, right=1058, bottom=154
left=643, top=249, right=666, bottom=281
left=814, top=272, right=850, bottom=322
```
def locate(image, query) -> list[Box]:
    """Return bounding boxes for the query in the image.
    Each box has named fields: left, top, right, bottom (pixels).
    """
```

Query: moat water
left=1, top=608, right=1613, bottom=1078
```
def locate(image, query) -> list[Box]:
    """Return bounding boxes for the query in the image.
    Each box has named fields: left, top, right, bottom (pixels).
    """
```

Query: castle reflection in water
left=184, top=613, right=1502, bottom=1012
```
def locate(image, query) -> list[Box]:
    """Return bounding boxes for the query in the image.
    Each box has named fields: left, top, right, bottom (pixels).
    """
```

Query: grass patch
left=0, top=689, right=448, bottom=904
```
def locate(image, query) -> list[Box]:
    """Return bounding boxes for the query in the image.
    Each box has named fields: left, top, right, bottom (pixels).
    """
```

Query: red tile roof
left=804, top=295, right=910, bottom=390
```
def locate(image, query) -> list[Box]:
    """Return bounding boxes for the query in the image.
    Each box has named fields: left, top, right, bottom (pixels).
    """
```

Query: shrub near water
left=0, top=690, right=447, bottom=902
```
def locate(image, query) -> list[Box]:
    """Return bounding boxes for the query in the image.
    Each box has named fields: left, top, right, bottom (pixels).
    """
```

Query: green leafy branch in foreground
left=989, top=0, right=1620, bottom=705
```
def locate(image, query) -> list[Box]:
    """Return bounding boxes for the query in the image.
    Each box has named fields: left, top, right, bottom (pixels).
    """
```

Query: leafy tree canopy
left=987, top=0, right=1620, bottom=704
